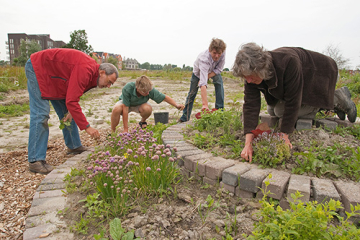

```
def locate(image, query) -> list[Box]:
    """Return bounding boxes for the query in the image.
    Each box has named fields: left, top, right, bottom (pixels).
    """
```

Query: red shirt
left=30, top=48, right=100, bottom=130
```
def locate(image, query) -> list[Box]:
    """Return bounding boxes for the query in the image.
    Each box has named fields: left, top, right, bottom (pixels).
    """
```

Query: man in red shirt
left=25, top=48, right=118, bottom=174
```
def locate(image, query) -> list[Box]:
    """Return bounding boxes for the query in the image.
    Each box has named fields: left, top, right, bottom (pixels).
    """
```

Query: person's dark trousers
left=180, top=73, right=224, bottom=122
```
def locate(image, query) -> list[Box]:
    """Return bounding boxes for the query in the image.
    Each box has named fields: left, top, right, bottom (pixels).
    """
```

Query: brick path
left=23, top=121, right=360, bottom=239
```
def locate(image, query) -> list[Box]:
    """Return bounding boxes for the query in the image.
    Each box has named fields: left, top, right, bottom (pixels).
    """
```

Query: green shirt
left=119, top=82, right=166, bottom=107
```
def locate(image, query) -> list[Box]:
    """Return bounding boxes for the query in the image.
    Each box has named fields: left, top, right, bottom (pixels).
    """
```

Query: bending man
left=26, top=48, right=119, bottom=174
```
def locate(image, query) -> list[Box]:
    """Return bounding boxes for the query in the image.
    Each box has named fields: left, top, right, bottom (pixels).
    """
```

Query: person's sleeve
left=198, top=60, right=211, bottom=87
left=280, top=57, right=303, bottom=134
left=121, top=86, right=132, bottom=107
left=149, top=88, right=166, bottom=103
left=65, top=65, right=92, bottom=130
left=243, top=82, right=262, bottom=135
left=214, top=51, right=226, bottom=75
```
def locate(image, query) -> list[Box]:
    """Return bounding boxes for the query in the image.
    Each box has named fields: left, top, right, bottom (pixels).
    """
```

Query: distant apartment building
left=123, top=58, right=139, bottom=70
left=6, top=33, right=66, bottom=64
left=92, top=52, right=123, bottom=70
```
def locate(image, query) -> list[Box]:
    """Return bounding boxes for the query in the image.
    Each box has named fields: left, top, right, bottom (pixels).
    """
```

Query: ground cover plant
left=184, top=108, right=360, bottom=182
left=245, top=179, right=360, bottom=240
left=63, top=124, right=183, bottom=236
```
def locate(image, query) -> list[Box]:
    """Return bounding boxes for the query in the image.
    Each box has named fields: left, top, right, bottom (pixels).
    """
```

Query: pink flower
left=146, top=167, right=151, bottom=171
left=157, top=168, right=161, bottom=171
left=104, top=183, right=108, bottom=187
left=127, top=149, right=133, bottom=154
left=169, top=157, right=174, bottom=162
left=173, top=147, right=178, bottom=152
left=152, top=155, right=159, bottom=160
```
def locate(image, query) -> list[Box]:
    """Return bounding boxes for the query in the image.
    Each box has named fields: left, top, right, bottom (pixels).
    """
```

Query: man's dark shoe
left=29, top=161, right=54, bottom=174
left=177, top=118, right=185, bottom=123
left=67, top=146, right=88, bottom=155
left=334, top=86, right=357, bottom=123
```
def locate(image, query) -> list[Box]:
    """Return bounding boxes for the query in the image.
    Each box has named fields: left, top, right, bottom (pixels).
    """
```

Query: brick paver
left=261, top=170, right=291, bottom=200
left=312, top=178, right=341, bottom=203
left=287, top=174, right=311, bottom=202
left=315, top=119, right=338, bottom=131
left=205, top=157, right=236, bottom=180
left=260, top=114, right=279, bottom=128
left=296, top=119, right=313, bottom=130
left=334, top=181, right=360, bottom=213
left=183, top=153, right=213, bottom=172
left=239, top=168, right=270, bottom=193
left=222, top=162, right=252, bottom=187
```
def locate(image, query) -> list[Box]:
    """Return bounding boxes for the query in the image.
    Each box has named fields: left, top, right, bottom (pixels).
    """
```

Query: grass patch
left=0, top=66, right=27, bottom=92
left=0, top=103, right=30, bottom=117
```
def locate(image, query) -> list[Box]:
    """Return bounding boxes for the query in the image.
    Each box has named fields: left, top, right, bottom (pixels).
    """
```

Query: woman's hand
left=241, top=144, right=254, bottom=162
left=281, top=133, right=293, bottom=149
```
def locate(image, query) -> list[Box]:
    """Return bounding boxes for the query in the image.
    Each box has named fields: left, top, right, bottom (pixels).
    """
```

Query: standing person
left=178, top=38, right=226, bottom=122
left=111, top=75, right=184, bottom=132
left=25, top=48, right=119, bottom=174
left=232, top=42, right=357, bottom=162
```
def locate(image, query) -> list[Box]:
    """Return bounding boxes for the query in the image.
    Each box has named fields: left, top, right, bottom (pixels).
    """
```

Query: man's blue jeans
left=180, top=73, right=224, bottom=122
left=25, top=59, right=82, bottom=163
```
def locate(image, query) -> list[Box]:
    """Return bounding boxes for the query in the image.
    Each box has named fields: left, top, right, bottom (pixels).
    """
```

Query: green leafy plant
left=252, top=132, right=291, bottom=168
left=109, top=218, right=140, bottom=240
left=245, top=181, right=360, bottom=239
left=198, top=195, right=220, bottom=224
left=71, top=214, right=90, bottom=234
left=59, top=119, right=71, bottom=130
left=293, top=144, right=360, bottom=181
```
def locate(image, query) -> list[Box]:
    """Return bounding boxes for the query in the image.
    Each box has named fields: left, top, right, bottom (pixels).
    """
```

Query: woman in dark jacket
left=232, top=42, right=357, bottom=162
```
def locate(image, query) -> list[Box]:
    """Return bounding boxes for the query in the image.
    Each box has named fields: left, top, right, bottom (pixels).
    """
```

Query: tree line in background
left=2, top=29, right=358, bottom=70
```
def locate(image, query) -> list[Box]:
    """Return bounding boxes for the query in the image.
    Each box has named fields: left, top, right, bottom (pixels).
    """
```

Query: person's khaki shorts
left=114, top=100, right=150, bottom=113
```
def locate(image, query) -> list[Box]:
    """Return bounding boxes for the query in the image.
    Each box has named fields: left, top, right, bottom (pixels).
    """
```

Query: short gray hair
left=232, top=42, right=273, bottom=80
left=99, top=63, right=119, bottom=78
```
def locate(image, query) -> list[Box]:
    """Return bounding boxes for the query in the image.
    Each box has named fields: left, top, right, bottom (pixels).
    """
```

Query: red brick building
left=7, top=33, right=66, bottom=64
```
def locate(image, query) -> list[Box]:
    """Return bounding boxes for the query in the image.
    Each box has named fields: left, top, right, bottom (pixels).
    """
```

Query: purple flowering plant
left=252, top=131, right=291, bottom=168
left=85, top=128, right=179, bottom=216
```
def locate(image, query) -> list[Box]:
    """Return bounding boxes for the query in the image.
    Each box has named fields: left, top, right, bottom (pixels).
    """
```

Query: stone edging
left=24, top=122, right=360, bottom=239
left=163, top=122, right=360, bottom=218
left=23, top=152, right=91, bottom=240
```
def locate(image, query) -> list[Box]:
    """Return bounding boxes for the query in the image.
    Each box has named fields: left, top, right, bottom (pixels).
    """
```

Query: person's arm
left=208, top=72, right=216, bottom=79
left=163, top=95, right=185, bottom=110
left=200, top=86, right=209, bottom=110
left=122, top=106, right=129, bottom=133
left=65, top=65, right=95, bottom=130
left=241, top=133, right=254, bottom=162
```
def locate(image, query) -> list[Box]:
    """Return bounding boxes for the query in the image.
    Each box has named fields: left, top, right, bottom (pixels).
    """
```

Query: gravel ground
left=0, top=76, right=242, bottom=239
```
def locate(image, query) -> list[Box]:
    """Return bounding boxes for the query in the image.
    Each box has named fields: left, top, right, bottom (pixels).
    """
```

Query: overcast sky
left=1, top=0, right=359, bottom=69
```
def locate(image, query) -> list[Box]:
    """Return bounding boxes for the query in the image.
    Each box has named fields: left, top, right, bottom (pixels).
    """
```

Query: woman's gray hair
left=232, top=42, right=273, bottom=80
left=99, top=63, right=119, bottom=78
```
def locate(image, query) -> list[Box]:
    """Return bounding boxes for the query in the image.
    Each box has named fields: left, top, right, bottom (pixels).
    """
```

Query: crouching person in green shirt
left=111, top=75, right=185, bottom=132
